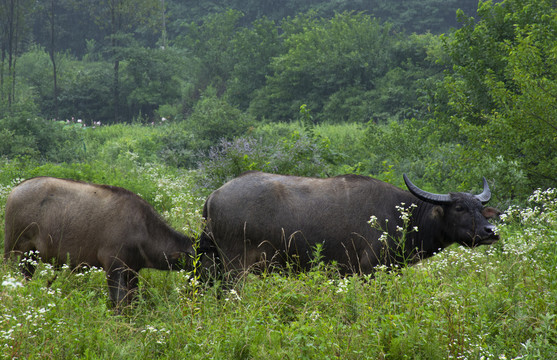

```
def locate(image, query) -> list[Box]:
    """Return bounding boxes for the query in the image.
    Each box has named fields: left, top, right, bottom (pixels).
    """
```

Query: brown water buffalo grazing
left=4, top=177, right=194, bottom=307
left=199, top=171, right=500, bottom=275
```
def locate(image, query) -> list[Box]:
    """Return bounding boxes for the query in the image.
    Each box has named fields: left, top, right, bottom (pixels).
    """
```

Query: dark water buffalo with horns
left=200, top=171, right=500, bottom=274
left=4, top=177, right=194, bottom=307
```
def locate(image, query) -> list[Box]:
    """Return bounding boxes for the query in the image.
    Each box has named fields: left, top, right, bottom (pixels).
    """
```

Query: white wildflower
left=225, top=289, right=241, bottom=301
left=2, top=276, right=23, bottom=289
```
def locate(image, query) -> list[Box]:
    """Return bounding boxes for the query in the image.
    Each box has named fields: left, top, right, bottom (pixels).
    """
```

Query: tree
left=480, top=3, right=557, bottom=188
left=0, top=0, right=33, bottom=110
left=123, top=46, right=187, bottom=119
left=226, top=16, right=282, bottom=110
left=250, top=12, right=395, bottom=122
left=173, top=8, right=244, bottom=108
left=436, top=0, right=557, bottom=194
left=247, top=12, right=446, bottom=123
left=83, top=0, right=162, bottom=123
left=48, top=0, right=58, bottom=119
left=186, top=87, right=254, bottom=151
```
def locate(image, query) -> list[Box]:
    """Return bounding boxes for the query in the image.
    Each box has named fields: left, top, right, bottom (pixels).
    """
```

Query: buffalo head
left=404, top=174, right=500, bottom=247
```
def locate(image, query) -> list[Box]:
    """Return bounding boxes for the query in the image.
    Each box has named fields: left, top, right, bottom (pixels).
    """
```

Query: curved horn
left=403, top=174, right=452, bottom=205
left=475, top=177, right=491, bottom=204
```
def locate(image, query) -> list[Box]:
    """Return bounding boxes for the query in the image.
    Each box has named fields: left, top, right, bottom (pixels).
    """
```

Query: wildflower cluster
left=224, top=289, right=242, bottom=302
left=147, top=116, right=171, bottom=126
left=0, top=183, right=12, bottom=222
left=19, top=250, right=40, bottom=265
left=333, top=278, right=350, bottom=293
left=0, top=178, right=19, bottom=206
left=0, top=183, right=13, bottom=200
left=367, top=202, right=419, bottom=265
left=74, top=266, right=104, bottom=277
left=368, top=203, right=418, bottom=236
left=395, top=203, right=417, bottom=221
left=62, top=117, right=102, bottom=128
left=326, top=277, right=358, bottom=295
left=1, top=276, right=23, bottom=289
left=142, top=324, right=171, bottom=345
left=502, top=188, right=557, bottom=227
left=1, top=303, right=56, bottom=344
left=0, top=284, right=60, bottom=351
left=138, top=163, right=204, bottom=233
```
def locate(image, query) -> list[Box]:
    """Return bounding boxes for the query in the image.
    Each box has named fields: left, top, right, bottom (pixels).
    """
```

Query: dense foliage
left=438, top=0, right=557, bottom=195
left=2, top=0, right=483, bottom=123
left=3, top=0, right=553, bottom=200
left=1, top=0, right=556, bottom=357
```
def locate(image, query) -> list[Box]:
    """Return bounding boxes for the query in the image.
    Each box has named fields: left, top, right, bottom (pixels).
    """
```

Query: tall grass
left=1, top=157, right=556, bottom=358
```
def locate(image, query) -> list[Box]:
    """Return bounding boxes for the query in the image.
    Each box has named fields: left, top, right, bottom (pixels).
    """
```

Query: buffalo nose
left=485, top=224, right=496, bottom=235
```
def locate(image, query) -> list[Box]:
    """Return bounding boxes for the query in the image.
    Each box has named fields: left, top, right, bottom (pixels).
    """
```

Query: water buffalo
left=200, top=171, right=500, bottom=275
left=4, top=177, right=194, bottom=307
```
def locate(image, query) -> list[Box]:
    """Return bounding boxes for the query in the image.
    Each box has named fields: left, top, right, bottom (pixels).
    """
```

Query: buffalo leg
left=199, top=232, right=224, bottom=287
left=20, top=250, right=40, bottom=279
left=106, top=267, right=138, bottom=308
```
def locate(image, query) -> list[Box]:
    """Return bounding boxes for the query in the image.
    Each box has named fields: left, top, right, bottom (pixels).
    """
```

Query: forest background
left=0, top=0, right=555, bottom=204
left=1, top=0, right=557, bottom=359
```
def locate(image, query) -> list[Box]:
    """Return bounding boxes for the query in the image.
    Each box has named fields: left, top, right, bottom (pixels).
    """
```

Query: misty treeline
left=1, top=0, right=481, bottom=122
left=0, top=0, right=556, bottom=203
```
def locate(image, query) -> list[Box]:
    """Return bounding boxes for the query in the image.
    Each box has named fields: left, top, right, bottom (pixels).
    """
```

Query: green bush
left=186, top=89, right=255, bottom=151
left=0, top=115, right=85, bottom=162
left=82, top=122, right=197, bottom=168
left=197, top=130, right=340, bottom=190
left=435, top=0, right=557, bottom=194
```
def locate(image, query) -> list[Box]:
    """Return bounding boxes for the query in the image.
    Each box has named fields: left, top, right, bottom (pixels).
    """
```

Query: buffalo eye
left=455, top=204, right=465, bottom=212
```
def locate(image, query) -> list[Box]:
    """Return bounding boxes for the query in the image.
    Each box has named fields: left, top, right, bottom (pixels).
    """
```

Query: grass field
left=1, top=164, right=556, bottom=359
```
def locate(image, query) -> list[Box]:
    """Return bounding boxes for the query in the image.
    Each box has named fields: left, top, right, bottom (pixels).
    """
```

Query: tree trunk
left=111, top=2, right=120, bottom=123
left=1, top=36, right=5, bottom=105
left=7, top=0, right=15, bottom=108
left=113, top=58, right=120, bottom=123
left=49, top=0, right=59, bottom=119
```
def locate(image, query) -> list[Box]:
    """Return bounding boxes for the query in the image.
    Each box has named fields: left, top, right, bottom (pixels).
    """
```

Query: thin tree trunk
left=161, top=0, right=166, bottom=49
left=113, top=58, right=119, bottom=123
left=49, top=0, right=59, bottom=119
left=7, top=0, right=15, bottom=107
left=1, top=40, right=5, bottom=104
left=111, top=2, right=120, bottom=123
left=11, top=0, right=20, bottom=106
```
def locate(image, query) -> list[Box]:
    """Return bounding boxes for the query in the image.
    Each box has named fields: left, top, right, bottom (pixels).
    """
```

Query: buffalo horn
left=403, top=174, right=452, bottom=205
left=403, top=174, right=492, bottom=205
left=474, top=177, right=492, bottom=204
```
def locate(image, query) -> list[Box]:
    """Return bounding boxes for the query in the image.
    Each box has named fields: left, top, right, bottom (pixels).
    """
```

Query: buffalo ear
left=431, top=205, right=444, bottom=219
left=169, top=251, right=192, bottom=269
left=170, top=251, right=192, bottom=261
left=482, top=207, right=501, bottom=219
left=169, top=252, right=182, bottom=260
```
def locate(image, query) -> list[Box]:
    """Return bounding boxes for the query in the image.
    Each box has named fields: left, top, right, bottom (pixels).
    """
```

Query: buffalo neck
left=404, top=199, right=450, bottom=262
left=146, top=218, right=193, bottom=269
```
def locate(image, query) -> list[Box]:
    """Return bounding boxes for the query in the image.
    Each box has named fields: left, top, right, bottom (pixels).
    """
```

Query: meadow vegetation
left=1, top=0, right=557, bottom=358
left=1, top=154, right=556, bottom=358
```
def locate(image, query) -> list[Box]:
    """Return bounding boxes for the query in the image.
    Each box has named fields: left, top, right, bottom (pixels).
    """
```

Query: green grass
left=1, top=155, right=556, bottom=359
left=2, top=179, right=557, bottom=359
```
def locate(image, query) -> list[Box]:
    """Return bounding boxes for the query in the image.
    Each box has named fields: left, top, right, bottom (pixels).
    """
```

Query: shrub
left=0, top=115, right=85, bottom=162
left=186, top=89, right=255, bottom=151
left=197, top=131, right=335, bottom=190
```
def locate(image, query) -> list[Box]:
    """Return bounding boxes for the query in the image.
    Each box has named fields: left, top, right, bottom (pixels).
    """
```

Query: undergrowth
left=0, top=160, right=556, bottom=359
